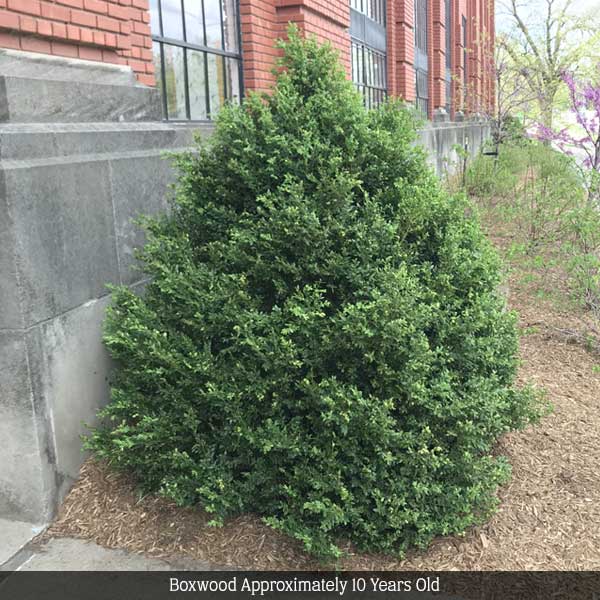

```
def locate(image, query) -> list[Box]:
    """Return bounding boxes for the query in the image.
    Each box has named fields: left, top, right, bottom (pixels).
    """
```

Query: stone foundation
left=0, top=51, right=205, bottom=524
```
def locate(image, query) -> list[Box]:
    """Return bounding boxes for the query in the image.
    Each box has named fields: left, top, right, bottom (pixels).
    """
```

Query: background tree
left=490, top=34, right=538, bottom=145
left=536, top=67, right=600, bottom=202
left=498, top=0, right=600, bottom=130
left=450, top=32, right=535, bottom=162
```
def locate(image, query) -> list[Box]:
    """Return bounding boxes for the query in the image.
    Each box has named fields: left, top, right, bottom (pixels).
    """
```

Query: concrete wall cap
left=0, top=48, right=137, bottom=87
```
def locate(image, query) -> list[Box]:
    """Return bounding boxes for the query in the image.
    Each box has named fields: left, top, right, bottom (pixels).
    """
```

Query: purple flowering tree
left=536, top=68, right=600, bottom=204
left=500, top=0, right=598, bottom=132
left=533, top=68, right=600, bottom=317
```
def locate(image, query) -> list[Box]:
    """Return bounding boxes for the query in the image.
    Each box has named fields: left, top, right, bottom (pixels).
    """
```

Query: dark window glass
left=150, top=0, right=242, bottom=120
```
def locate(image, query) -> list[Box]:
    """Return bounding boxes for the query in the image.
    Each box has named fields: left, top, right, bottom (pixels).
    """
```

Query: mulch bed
left=40, top=266, right=600, bottom=570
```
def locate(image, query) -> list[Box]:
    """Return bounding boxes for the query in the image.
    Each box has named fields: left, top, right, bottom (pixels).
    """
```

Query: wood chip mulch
left=40, top=268, right=600, bottom=570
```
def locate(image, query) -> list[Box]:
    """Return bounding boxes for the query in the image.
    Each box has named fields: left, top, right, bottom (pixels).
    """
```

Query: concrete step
left=0, top=122, right=211, bottom=161
left=0, top=76, right=162, bottom=123
left=0, top=48, right=138, bottom=87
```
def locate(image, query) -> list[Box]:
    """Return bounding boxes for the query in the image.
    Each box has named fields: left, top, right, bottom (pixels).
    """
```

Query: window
left=445, top=0, right=452, bottom=112
left=350, top=0, right=386, bottom=27
left=415, top=67, right=428, bottom=116
left=414, top=0, right=428, bottom=116
left=462, top=15, right=468, bottom=92
left=349, top=0, right=387, bottom=107
left=352, top=42, right=387, bottom=108
left=150, top=0, right=242, bottom=121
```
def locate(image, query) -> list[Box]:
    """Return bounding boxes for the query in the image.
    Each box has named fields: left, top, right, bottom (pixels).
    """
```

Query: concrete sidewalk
left=0, top=519, right=44, bottom=568
left=0, top=524, right=212, bottom=571
left=6, top=538, right=213, bottom=571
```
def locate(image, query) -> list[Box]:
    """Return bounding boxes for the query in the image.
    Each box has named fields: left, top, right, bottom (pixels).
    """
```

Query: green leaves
left=86, top=27, right=539, bottom=562
left=470, top=140, right=600, bottom=318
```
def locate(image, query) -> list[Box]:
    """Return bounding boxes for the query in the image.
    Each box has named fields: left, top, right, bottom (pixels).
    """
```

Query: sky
left=495, top=0, right=600, bottom=35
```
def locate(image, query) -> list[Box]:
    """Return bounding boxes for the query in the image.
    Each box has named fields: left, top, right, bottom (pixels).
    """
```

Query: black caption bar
left=0, top=571, right=599, bottom=600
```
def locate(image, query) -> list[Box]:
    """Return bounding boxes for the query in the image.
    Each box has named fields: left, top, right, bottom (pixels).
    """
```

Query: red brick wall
left=447, top=0, right=467, bottom=117
left=223, top=0, right=494, bottom=113
left=485, top=0, right=495, bottom=114
left=430, top=0, right=444, bottom=115
left=386, top=0, right=494, bottom=117
left=393, top=0, right=415, bottom=102
left=239, top=0, right=278, bottom=91
left=239, top=0, right=350, bottom=93
left=0, top=0, right=155, bottom=85
left=0, top=0, right=494, bottom=116
left=462, top=0, right=495, bottom=114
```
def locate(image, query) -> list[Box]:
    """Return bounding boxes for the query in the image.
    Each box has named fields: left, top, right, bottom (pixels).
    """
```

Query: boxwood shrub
left=86, top=28, right=542, bottom=560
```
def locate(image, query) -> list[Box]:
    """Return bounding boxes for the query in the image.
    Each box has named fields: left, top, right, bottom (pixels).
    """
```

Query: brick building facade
left=0, top=0, right=494, bottom=120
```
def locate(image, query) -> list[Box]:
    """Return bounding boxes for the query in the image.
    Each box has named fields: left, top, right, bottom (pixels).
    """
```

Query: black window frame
left=414, top=0, right=429, bottom=117
left=151, top=0, right=244, bottom=122
left=462, top=14, right=468, bottom=92
left=351, top=39, right=388, bottom=109
left=445, top=0, right=452, bottom=113
left=350, top=0, right=386, bottom=27
left=349, top=0, right=388, bottom=108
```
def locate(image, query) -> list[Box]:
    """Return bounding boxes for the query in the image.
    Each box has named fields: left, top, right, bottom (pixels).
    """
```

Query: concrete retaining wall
left=0, top=51, right=207, bottom=524
left=0, top=133, right=211, bottom=522
left=0, top=51, right=491, bottom=525
left=418, top=114, right=492, bottom=178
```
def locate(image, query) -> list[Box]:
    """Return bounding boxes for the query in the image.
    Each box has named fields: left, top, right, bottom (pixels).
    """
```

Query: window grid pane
left=160, top=0, right=184, bottom=40
left=151, top=0, right=242, bottom=121
left=188, top=49, right=208, bottom=119
left=414, top=0, right=427, bottom=53
left=222, top=0, right=239, bottom=52
left=415, top=67, right=429, bottom=117
left=163, top=43, right=186, bottom=119
left=207, top=52, right=226, bottom=116
left=352, top=0, right=386, bottom=27
left=463, top=15, right=468, bottom=88
left=204, top=0, right=224, bottom=49
left=351, top=40, right=387, bottom=109
left=183, top=0, right=204, bottom=46
left=414, top=0, right=428, bottom=117
left=445, top=0, right=452, bottom=69
left=445, top=0, right=452, bottom=112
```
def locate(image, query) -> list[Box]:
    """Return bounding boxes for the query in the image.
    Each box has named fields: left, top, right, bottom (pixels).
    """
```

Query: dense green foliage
left=87, top=29, right=541, bottom=560
left=467, top=140, right=600, bottom=318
